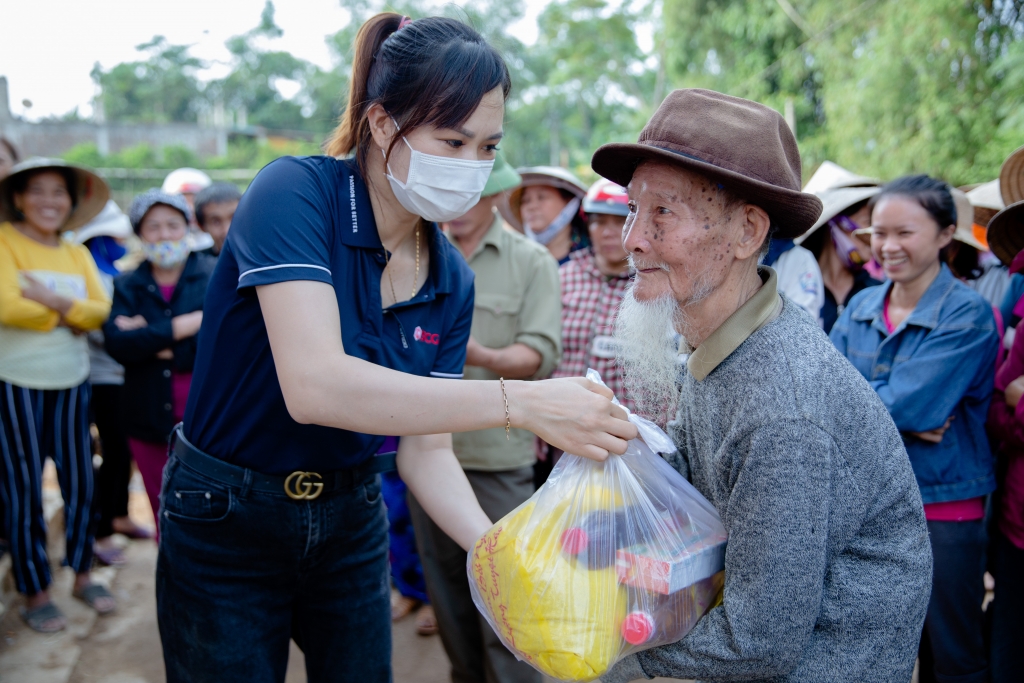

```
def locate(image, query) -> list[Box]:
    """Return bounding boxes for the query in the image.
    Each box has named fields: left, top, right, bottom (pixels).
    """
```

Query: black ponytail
left=325, top=13, right=511, bottom=172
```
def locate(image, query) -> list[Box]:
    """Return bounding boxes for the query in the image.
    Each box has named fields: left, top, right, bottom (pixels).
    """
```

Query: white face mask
left=384, top=137, right=494, bottom=223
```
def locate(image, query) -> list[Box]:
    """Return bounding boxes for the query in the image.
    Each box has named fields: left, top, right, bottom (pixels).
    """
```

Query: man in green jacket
left=409, top=156, right=562, bottom=683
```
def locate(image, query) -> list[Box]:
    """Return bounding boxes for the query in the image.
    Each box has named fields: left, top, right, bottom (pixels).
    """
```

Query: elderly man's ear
left=733, top=204, right=773, bottom=261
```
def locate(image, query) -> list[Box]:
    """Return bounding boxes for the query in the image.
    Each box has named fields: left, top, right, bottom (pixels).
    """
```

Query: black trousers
left=918, top=519, right=989, bottom=683
left=91, top=383, right=132, bottom=539
left=989, top=529, right=1024, bottom=682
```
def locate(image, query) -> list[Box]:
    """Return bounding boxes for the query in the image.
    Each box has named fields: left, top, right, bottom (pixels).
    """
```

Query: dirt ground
left=0, top=469, right=678, bottom=683
left=0, top=539, right=457, bottom=683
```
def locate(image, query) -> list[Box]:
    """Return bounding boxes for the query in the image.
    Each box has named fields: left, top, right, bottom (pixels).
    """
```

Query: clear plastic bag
left=468, top=371, right=727, bottom=682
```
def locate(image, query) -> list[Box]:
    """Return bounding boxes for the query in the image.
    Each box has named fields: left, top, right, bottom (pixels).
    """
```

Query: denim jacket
left=830, top=264, right=998, bottom=504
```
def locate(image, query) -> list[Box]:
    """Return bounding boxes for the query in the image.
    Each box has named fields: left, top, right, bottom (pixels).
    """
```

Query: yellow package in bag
left=468, top=371, right=728, bottom=682
left=471, top=497, right=628, bottom=681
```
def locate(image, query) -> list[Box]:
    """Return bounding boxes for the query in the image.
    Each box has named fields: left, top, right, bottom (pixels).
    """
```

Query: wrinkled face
left=588, top=213, right=628, bottom=264
left=623, top=161, right=748, bottom=304
left=199, top=200, right=238, bottom=252
left=14, top=171, right=73, bottom=234
left=870, top=195, right=953, bottom=284
left=139, top=204, right=189, bottom=244
left=520, top=185, right=570, bottom=232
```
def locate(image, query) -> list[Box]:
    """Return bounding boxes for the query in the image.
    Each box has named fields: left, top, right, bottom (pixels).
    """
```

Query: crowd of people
left=0, top=9, right=1022, bottom=683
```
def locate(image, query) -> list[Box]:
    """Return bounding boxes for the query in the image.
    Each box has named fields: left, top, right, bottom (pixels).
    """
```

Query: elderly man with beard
left=595, top=90, right=932, bottom=683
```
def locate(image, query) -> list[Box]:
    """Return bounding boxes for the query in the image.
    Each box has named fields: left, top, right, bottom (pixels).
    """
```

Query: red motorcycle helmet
left=583, top=178, right=629, bottom=217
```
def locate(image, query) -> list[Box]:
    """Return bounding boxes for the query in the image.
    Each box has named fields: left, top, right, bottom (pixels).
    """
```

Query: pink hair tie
left=399, top=16, right=413, bottom=29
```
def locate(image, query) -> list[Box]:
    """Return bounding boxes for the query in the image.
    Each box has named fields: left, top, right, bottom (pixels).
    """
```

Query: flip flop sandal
left=20, top=602, right=67, bottom=633
left=391, top=595, right=421, bottom=622
left=73, top=584, right=117, bottom=615
left=93, top=545, right=127, bottom=567
left=414, top=605, right=438, bottom=636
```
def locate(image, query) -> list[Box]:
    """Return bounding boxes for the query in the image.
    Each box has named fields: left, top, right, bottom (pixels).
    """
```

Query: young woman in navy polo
left=156, top=14, right=635, bottom=683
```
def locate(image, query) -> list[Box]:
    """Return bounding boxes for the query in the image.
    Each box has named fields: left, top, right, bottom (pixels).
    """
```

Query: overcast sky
left=1, top=0, right=549, bottom=120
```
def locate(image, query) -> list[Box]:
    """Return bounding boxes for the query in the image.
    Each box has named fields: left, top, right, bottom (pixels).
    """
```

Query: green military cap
left=483, top=154, right=522, bottom=198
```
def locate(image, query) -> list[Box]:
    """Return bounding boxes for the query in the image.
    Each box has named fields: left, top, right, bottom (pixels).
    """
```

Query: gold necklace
left=384, top=223, right=421, bottom=306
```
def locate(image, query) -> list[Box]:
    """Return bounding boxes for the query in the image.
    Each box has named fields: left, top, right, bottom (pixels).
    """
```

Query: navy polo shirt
left=183, top=156, right=475, bottom=475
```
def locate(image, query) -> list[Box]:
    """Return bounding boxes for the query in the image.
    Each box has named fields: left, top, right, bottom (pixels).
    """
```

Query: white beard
left=614, top=286, right=684, bottom=421
left=614, top=260, right=719, bottom=421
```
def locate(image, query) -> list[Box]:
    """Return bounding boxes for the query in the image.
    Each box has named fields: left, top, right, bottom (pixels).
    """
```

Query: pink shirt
left=883, top=294, right=985, bottom=522
left=883, top=294, right=895, bottom=335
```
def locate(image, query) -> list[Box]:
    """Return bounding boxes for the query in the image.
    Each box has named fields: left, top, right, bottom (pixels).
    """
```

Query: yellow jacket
left=0, top=223, right=111, bottom=388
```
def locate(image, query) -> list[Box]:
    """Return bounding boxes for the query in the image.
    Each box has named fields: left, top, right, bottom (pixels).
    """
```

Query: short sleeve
left=231, top=157, right=336, bottom=291
left=431, top=281, right=475, bottom=379
left=514, top=246, right=562, bottom=379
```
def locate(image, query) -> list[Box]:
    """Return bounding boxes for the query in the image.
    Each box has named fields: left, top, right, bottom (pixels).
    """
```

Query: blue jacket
left=830, top=264, right=998, bottom=504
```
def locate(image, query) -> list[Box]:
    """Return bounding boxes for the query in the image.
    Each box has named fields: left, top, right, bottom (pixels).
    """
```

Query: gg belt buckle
left=284, top=471, right=324, bottom=501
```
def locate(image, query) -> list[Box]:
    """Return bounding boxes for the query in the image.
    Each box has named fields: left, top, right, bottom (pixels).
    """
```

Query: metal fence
left=95, top=168, right=260, bottom=209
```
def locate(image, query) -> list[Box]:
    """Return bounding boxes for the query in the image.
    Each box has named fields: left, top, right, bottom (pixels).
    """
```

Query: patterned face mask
left=829, top=214, right=867, bottom=270
left=142, top=238, right=190, bottom=268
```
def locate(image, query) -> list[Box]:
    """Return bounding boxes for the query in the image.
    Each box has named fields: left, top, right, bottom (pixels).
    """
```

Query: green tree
left=91, top=37, right=205, bottom=123
left=661, top=0, right=824, bottom=154
left=806, top=0, right=1023, bottom=183
left=324, top=0, right=651, bottom=175
left=205, top=2, right=321, bottom=131
left=505, top=0, right=655, bottom=174
left=83, top=0, right=1023, bottom=185
left=659, top=0, right=1024, bottom=184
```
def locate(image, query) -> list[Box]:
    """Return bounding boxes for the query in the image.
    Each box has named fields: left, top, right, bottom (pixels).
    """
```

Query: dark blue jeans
left=989, top=529, right=1024, bottom=682
left=918, top=519, right=989, bottom=683
left=156, top=452, right=391, bottom=683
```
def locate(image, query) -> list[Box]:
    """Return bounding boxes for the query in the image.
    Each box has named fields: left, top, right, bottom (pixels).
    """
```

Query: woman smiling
left=0, top=158, right=113, bottom=632
left=831, top=174, right=998, bottom=683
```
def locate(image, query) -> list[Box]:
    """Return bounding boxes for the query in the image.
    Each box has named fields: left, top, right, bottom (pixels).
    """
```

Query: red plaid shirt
left=552, top=249, right=635, bottom=412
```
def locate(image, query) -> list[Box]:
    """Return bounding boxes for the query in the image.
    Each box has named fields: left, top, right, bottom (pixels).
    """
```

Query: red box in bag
left=615, top=534, right=727, bottom=595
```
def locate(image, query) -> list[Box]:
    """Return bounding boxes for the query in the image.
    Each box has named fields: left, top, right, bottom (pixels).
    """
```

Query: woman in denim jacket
left=831, top=175, right=998, bottom=683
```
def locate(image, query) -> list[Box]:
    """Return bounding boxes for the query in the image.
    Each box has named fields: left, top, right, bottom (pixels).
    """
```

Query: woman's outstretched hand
left=508, top=377, right=638, bottom=461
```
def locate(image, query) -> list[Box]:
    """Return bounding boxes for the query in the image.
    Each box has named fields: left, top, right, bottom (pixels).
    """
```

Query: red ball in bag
left=621, top=611, right=655, bottom=645
left=560, top=527, right=589, bottom=555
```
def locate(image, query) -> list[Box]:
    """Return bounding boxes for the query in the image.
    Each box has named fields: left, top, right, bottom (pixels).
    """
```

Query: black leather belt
left=171, top=426, right=397, bottom=500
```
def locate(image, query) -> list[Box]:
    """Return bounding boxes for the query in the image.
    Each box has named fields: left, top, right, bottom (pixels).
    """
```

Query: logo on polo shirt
left=413, top=326, right=440, bottom=345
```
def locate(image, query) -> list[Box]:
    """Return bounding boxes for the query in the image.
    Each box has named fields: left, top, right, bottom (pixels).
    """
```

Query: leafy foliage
left=86, top=0, right=1024, bottom=183
left=204, top=2, right=321, bottom=131
left=91, top=37, right=205, bottom=124
left=660, top=0, right=1024, bottom=184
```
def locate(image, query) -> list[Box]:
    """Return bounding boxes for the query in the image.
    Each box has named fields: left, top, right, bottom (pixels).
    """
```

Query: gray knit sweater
left=609, top=298, right=932, bottom=683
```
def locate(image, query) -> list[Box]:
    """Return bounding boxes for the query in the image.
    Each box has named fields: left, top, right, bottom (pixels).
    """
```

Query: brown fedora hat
left=591, top=89, right=822, bottom=239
